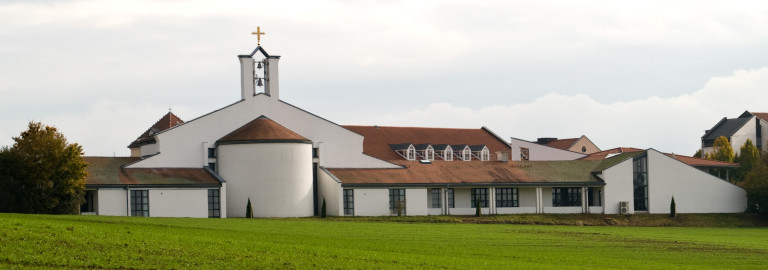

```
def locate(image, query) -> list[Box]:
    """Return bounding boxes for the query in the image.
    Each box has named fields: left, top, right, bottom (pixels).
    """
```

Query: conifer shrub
left=321, top=198, right=327, bottom=218
left=475, top=200, right=482, bottom=217
left=246, top=198, right=253, bottom=218
left=670, top=197, right=676, bottom=218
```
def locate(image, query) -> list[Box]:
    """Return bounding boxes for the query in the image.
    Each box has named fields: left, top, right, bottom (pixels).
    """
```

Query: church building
left=81, top=40, right=747, bottom=218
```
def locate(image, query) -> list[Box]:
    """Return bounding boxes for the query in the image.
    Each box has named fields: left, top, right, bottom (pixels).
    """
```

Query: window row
left=390, top=143, right=491, bottom=161
left=128, top=189, right=222, bottom=218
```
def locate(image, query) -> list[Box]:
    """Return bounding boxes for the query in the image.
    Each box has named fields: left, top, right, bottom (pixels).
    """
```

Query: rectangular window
left=447, top=188, right=455, bottom=208
left=633, top=155, right=649, bottom=211
left=208, top=148, right=216, bottom=158
left=130, top=190, right=149, bottom=217
left=520, top=147, right=530, bottom=161
left=552, top=187, right=581, bottom=207
left=80, top=190, right=95, bottom=213
left=313, top=147, right=319, bottom=158
left=208, top=189, right=220, bottom=218
left=587, top=187, right=602, bottom=206
left=495, top=188, right=518, bottom=207
left=343, top=189, right=354, bottom=216
left=208, top=162, right=216, bottom=172
left=430, top=188, right=442, bottom=208
left=389, top=189, right=406, bottom=215
left=471, top=188, right=489, bottom=208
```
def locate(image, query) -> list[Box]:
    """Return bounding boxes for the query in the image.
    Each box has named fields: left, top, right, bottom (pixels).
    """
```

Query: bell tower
left=239, top=27, right=280, bottom=100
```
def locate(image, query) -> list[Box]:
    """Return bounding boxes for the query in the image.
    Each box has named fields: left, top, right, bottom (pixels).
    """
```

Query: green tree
left=1, top=122, right=87, bottom=214
left=693, top=149, right=703, bottom=158
left=711, top=136, right=735, bottom=163
left=736, top=139, right=761, bottom=181
left=743, top=153, right=768, bottom=214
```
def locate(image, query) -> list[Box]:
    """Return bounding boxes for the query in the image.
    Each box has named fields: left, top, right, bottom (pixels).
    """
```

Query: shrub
left=670, top=197, right=676, bottom=218
left=321, top=198, right=327, bottom=218
left=246, top=198, right=253, bottom=218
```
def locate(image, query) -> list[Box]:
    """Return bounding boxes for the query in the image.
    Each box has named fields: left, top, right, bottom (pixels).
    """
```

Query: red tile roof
left=128, top=112, right=184, bottom=148
left=751, top=112, right=768, bottom=122
left=579, top=147, right=739, bottom=168
left=545, top=138, right=578, bottom=150
left=84, top=157, right=221, bottom=186
left=328, top=159, right=603, bottom=185
left=342, top=125, right=510, bottom=161
left=218, top=116, right=310, bottom=143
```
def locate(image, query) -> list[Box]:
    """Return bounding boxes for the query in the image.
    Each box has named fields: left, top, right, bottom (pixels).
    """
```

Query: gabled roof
left=128, top=112, right=184, bottom=148
left=327, top=159, right=604, bottom=186
left=741, top=111, right=768, bottom=123
left=702, top=117, right=751, bottom=142
left=546, top=138, right=579, bottom=150
left=218, top=115, right=310, bottom=144
left=83, top=157, right=221, bottom=187
left=580, top=147, right=739, bottom=168
left=343, top=126, right=509, bottom=161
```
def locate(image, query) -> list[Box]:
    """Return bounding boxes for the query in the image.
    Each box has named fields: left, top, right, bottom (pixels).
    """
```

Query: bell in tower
left=238, top=27, right=280, bottom=100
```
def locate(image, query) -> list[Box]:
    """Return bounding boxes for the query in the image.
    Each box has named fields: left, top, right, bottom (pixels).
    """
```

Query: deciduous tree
left=710, top=136, right=735, bottom=163
left=0, top=122, right=87, bottom=214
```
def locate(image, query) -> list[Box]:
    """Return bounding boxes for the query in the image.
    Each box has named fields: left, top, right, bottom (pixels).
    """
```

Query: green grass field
left=1, top=214, right=767, bottom=269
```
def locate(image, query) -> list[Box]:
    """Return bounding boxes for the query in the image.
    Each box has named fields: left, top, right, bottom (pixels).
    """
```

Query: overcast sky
left=2, top=0, right=768, bottom=157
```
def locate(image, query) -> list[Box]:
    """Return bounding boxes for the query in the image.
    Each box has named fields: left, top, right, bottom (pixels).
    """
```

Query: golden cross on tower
left=252, top=26, right=265, bottom=45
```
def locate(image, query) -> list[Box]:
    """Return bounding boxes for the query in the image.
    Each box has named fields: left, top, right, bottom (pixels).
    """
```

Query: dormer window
left=444, top=146, right=453, bottom=161
left=481, top=148, right=490, bottom=161
left=452, top=145, right=471, bottom=161
left=462, top=148, right=471, bottom=161
left=425, top=146, right=435, bottom=161
left=470, top=145, right=490, bottom=161
left=406, top=145, right=416, bottom=161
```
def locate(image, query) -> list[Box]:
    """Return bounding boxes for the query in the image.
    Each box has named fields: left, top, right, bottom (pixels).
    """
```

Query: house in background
left=701, top=111, right=768, bottom=155
left=81, top=43, right=747, bottom=218
left=536, top=135, right=601, bottom=154
left=509, top=137, right=587, bottom=161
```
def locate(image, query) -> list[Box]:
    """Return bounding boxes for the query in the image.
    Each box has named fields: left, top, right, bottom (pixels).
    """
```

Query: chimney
left=264, top=56, right=280, bottom=99
left=239, top=55, right=255, bottom=100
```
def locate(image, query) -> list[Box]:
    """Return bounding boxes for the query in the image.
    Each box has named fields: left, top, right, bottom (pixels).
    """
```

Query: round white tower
left=217, top=115, right=314, bottom=217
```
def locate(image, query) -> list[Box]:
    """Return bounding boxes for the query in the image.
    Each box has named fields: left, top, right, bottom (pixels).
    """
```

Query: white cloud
left=360, top=67, right=768, bottom=155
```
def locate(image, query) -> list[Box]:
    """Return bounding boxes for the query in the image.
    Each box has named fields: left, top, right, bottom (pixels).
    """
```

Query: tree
left=0, top=122, right=87, bottom=214
left=735, top=139, right=760, bottom=182
left=710, top=136, right=735, bottom=163
left=693, top=149, right=703, bottom=158
left=669, top=197, right=676, bottom=218
left=320, top=198, right=327, bottom=218
left=744, top=152, right=768, bottom=214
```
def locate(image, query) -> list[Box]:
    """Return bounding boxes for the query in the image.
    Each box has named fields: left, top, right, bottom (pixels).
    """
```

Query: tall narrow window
left=425, top=147, right=435, bottom=161
left=80, top=190, right=95, bottom=213
left=446, top=188, right=455, bottom=208
left=495, top=188, right=518, bottom=207
left=208, top=189, right=220, bottom=218
left=633, top=155, right=649, bottom=211
left=406, top=145, right=416, bottom=160
left=208, top=148, right=216, bottom=158
left=471, top=188, right=488, bottom=207
left=343, top=189, right=354, bottom=216
left=430, top=188, right=442, bottom=208
left=389, top=189, right=406, bottom=215
left=481, top=149, right=490, bottom=161
left=130, top=190, right=149, bottom=217
left=208, top=162, right=216, bottom=172
left=445, top=148, right=453, bottom=161
left=463, top=148, right=471, bottom=161
left=587, top=187, right=602, bottom=206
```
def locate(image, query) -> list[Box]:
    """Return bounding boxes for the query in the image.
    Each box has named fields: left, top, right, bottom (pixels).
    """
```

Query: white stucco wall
left=139, top=143, right=160, bottom=157
left=148, top=189, right=208, bottom=218
left=730, top=116, right=758, bottom=156
left=405, top=188, right=428, bottom=216
left=128, top=94, right=398, bottom=170
left=354, top=188, right=390, bottom=216
left=97, top=189, right=127, bottom=216
left=601, top=159, right=635, bottom=214
left=646, top=149, right=746, bottom=213
left=318, top=169, right=342, bottom=216
left=509, top=138, right=586, bottom=161
left=218, top=142, right=314, bottom=217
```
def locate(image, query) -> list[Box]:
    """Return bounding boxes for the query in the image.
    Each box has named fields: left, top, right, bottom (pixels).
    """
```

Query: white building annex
left=81, top=42, right=748, bottom=218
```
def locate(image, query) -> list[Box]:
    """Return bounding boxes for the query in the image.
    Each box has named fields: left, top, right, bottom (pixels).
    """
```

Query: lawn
left=1, top=213, right=766, bottom=269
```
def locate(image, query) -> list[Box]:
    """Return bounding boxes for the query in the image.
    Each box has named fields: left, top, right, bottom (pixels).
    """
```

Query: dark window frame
left=446, top=188, right=455, bottom=208
left=130, top=190, right=149, bottom=217
left=208, top=189, right=220, bottom=218
left=430, top=188, right=441, bottom=208
left=208, top=147, right=216, bottom=158
left=343, top=189, right=354, bottom=216
left=471, top=188, right=489, bottom=208
left=495, top=188, right=518, bottom=207
left=389, top=189, right=406, bottom=215
left=633, top=155, right=649, bottom=211
left=552, top=187, right=581, bottom=207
